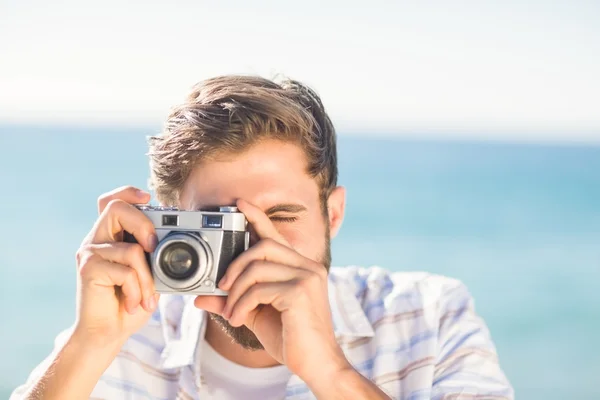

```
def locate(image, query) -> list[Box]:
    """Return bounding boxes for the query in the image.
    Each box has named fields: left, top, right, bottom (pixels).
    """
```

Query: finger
left=228, top=282, right=294, bottom=327
left=219, top=238, right=317, bottom=291
left=80, top=258, right=143, bottom=314
left=222, top=261, right=305, bottom=319
left=193, top=295, right=227, bottom=315
left=98, top=186, right=150, bottom=214
left=236, top=199, right=289, bottom=246
left=89, top=199, right=157, bottom=253
left=91, top=242, right=156, bottom=312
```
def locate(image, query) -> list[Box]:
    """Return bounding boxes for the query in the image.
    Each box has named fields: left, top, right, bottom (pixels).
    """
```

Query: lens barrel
left=152, top=232, right=212, bottom=290
left=159, top=241, right=199, bottom=280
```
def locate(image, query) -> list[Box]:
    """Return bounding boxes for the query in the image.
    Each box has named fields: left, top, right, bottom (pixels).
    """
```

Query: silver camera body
left=124, top=205, right=249, bottom=296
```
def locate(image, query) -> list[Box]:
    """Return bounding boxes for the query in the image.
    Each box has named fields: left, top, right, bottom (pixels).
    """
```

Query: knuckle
left=97, top=194, right=111, bottom=211
left=77, top=254, right=99, bottom=278
left=131, top=213, right=155, bottom=236
left=120, top=185, right=137, bottom=193
left=78, top=262, right=90, bottom=278
left=104, top=198, right=125, bottom=214
left=123, top=282, right=141, bottom=300
left=75, top=247, right=85, bottom=266
left=246, top=260, right=262, bottom=274
left=258, top=238, right=270, bottom=248
left=248, top=285, right=261, bottom=302
left=123, top=267, right=137, bottom=283
left=75, top=245, right=93, bottom=267
left=265, top=237, right=278, bottom=246
left=299, top=274, right=318, bottom=291
left=308, top=270, right=321, bottom=282
left=293, top=282, right=310, bottom=299
left=142, top=218, right=155, bottom=234
left=258, top=238, right=275, bottom=250
left=98, top=186, right=137, bottom=212
left=126, top=242, right=145, bottom=262
left=315, top=265, right=327, bottom=280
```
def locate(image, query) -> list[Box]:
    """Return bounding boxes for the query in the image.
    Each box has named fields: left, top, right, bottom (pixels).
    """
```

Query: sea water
left=1, top=125, right=599, bottom=399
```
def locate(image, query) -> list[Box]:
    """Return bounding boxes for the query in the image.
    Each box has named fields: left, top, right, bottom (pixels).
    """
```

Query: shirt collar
left=158, top=273, right=374, bottom=369
left=158, top=294, right=204, bottom=369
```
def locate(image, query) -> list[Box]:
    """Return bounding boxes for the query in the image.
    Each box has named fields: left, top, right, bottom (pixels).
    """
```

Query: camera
left=124, top=205, right=249, bottom=296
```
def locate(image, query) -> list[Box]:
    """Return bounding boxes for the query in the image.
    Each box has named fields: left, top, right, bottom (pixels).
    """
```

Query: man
left=11, top=75, right=513, bottom=399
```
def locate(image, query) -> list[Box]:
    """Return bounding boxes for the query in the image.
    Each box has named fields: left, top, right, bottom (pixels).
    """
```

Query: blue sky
left=1, top=0, right=599, bottom=141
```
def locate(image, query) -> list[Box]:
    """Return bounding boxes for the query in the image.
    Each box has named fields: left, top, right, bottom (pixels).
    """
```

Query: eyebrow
left=265, top=203, right=308, bottom=215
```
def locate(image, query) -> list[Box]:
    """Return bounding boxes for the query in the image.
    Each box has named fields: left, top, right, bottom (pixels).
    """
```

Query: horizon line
left=1, top=120, right=599, bottom=148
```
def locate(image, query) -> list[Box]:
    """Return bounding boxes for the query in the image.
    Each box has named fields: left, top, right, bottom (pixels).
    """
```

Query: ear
left=326, top=186, right=346, bottom=239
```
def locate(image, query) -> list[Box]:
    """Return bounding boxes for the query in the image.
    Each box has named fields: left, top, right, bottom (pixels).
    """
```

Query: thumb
left=193, top=295, right=227, bottom=315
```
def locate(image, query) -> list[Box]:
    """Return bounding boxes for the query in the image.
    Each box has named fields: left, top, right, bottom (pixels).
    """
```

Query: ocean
left=1, top=125, right=599, bottom=399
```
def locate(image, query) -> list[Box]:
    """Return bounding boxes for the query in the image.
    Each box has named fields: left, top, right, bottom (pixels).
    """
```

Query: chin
left=208, top=312, right=265, bottom=351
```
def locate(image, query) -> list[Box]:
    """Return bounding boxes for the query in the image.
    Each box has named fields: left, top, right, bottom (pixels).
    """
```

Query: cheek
left=276, top=219, right=327, bottom=262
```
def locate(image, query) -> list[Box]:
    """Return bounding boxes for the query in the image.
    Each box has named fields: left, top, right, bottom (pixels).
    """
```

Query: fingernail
left=218, top=275, right=228, bottom=289
left=148, top=234, right=158, bottom=251
left=130, top=304, right=139, bottom=314
left=147, top=296, right=157, bottom=311
left=136, top=189, right=149, bottom=198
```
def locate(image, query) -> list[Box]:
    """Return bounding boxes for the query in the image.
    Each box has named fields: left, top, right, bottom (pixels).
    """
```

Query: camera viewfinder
left=162, top=215, right=179, bottom=226
left=202, top=214, right=222, bottom=228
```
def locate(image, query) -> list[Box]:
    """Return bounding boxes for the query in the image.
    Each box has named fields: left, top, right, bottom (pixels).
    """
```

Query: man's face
left=179, top=139, right=345, bottom=350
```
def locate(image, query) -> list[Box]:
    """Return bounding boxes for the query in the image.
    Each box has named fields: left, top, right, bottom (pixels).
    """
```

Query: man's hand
left=75, top=186, right=159, bottom=344
left=194, top=199, right=352, bottom=390
left=21, top=186, right=161, bottom=400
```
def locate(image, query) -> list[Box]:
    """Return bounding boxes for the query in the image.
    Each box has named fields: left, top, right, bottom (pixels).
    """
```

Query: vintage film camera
left=124, top=205, right=249, bottom=295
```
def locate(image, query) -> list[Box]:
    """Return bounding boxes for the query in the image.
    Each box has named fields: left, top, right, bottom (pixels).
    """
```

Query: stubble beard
left=208, top=225, right=332, bottom=351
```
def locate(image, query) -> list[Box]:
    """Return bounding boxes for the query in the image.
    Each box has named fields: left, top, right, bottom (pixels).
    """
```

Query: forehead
left=179, top=140, right=320, bottom=210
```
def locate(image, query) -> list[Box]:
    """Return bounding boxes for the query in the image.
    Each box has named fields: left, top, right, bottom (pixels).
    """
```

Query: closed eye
left=269, top=216, right=298, bottom=223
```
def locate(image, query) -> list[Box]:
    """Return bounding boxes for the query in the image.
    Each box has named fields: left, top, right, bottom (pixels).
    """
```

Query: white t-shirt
left=197, top=340, right=292, bottom=400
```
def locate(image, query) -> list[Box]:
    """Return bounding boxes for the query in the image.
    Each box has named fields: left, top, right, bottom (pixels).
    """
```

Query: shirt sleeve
left=9, top=327, right=75, bottom=399
left=431, top=281, right=514, bottom=400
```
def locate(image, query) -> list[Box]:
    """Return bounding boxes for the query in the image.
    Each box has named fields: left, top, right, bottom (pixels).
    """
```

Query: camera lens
left=160, top=242, right=198, bottom=280
left=152, top=232, right=212, bottom=291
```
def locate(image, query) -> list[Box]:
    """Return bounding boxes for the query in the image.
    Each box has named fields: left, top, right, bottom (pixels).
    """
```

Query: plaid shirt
left=11, top=266, right=514, bottom=399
